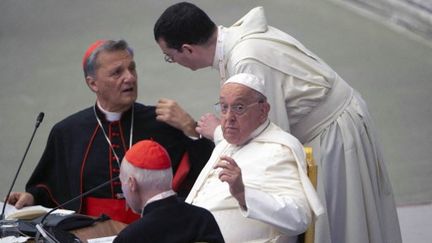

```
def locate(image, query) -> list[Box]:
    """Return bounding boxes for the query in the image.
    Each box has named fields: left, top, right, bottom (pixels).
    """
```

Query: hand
left=214, top=156, right=246, bottom=208
left=6, top=192, right=35, bottom=209
left=156, top=98, right=199, bottom=137
left=196, top=113, right=220, bottom=140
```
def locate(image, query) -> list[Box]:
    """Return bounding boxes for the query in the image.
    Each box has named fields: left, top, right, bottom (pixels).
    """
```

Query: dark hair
left=154, top=2, right=216, bottom=50
left=83, top=39, right=134, bottom=78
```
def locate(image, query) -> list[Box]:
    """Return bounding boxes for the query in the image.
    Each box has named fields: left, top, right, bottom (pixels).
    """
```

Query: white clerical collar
left=246, top=119, right=270, bottom=143
left=212, top=26, right=224, bottom=69
left=225, top=119, right=270, bottom=153
left=212, top=26, right=228, bottom=84
left=142, top=190, right=176, bottom=212
left=96, top=101, right=122, bottom=122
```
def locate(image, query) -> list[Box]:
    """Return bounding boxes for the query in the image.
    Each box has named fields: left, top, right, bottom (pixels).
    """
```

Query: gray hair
left=121, top=159, right=173, bottom=192
left=83, top=39, right=134, bottom=78
left=252, top=90, right=267, bottom=103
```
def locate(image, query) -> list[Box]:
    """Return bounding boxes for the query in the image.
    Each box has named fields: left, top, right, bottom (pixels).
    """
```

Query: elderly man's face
left=86, top=50, right=138, bottom=112
left=219, top=83, right=269, bottom=145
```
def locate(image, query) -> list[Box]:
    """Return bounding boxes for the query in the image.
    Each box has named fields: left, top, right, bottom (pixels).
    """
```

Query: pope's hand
left=215, top=156, right=246, bottom=208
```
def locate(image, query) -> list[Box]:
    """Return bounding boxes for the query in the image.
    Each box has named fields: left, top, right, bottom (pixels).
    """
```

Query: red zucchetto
left=82, top=39, right=106, bottom=68
left=125, top=140, right=171, bottom=170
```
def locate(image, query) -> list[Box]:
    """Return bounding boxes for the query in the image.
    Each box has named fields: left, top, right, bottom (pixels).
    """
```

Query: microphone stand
left=35, top=223, right=59, bottom=243
left=35, top=176, right=119, bottom=242
left=1, top=112, right=44, bottom=221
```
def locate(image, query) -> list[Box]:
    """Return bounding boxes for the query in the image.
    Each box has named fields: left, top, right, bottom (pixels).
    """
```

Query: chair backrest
left=303, top=146, right=316, bottom=243
left=305, top=147, right=317, bottom=188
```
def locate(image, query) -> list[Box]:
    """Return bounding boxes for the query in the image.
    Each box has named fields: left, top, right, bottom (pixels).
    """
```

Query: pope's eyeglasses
left=214, top=100, right=263, bottom=116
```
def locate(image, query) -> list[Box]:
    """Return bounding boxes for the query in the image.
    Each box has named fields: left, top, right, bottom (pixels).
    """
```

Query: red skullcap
left=125, top=140, right=171, bottom=170
left=82, top=40, right=106, bottom=68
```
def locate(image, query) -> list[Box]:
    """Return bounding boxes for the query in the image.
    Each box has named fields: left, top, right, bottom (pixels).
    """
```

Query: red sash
left=83, top=197, right=140, bottom=224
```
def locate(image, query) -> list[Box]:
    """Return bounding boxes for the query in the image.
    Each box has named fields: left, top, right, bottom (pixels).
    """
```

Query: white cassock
left=211, top=6, right=401, bottom=243
left=187, top=120, right=324, bottom=243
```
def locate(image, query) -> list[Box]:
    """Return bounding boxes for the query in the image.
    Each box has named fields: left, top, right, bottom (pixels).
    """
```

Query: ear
left=260, top=102, right=271, bottom=121
left=85, top=76, right=98, bottom=93
left=128, top=176, right=138, bottom=193
left=181, top=44, right=193, bottom=54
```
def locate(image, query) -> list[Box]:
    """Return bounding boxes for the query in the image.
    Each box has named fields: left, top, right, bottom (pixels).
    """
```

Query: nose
left=225, top=108, right=236, bottom=121
left=123, top=70, right=137, bottom=83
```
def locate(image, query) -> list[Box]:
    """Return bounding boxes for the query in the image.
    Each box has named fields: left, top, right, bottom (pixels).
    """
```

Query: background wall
left=339, top=0, right=432, bottom=41
left=1, top=0, right=431, bottom=206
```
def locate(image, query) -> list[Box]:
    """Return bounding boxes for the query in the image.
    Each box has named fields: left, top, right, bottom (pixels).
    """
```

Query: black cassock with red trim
left=25, top=102, right=214, bottom=223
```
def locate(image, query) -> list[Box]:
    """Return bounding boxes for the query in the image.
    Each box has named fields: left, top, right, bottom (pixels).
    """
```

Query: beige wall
left=338, top=0, right=432, bottom=41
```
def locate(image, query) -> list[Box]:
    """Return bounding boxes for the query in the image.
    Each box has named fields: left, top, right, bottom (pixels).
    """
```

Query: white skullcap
left=223, top=73, right=265, bottom=96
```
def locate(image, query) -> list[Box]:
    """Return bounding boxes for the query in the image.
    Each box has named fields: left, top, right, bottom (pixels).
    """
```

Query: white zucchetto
left=223, top=73, right=266, bottom=96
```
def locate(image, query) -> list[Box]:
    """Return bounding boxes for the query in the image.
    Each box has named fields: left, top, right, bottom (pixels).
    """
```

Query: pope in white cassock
left=186, top=73, right=324, bottom=243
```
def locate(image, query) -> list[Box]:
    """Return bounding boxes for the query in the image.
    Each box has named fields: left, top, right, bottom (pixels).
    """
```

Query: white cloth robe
left=187, top=121, right=323, bottom=243
left=211, top=6, right=401, bottom=243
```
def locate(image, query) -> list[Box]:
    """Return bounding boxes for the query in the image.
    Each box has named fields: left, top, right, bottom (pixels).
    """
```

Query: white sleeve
left=238, top=144, right=312, bottom=235
left=240, top=187, right=310, bottom=236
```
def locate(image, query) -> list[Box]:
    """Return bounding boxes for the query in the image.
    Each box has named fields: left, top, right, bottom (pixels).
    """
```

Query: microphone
left=1, top=112, right=45, bottom=220
left=35, top=112, right=45, bottom=128
left=40, top=176, right=119, bottom=225
left=35, top=176, right=119, bottom=242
